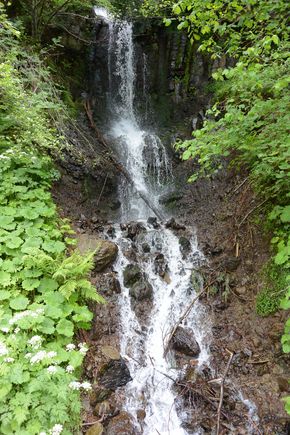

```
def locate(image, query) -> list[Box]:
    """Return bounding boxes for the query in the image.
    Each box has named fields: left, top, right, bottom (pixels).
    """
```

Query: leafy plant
left=167, top=0, right=289, bottom=414
left=0, top=7, right=105, bottom=432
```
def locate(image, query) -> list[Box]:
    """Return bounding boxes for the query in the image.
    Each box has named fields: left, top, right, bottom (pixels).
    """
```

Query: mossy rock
left=86, top=422, right=104, bottom=435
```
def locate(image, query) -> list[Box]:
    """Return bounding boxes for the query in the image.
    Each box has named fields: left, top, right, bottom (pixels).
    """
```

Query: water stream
left=93, top=8, right=259, bottom=434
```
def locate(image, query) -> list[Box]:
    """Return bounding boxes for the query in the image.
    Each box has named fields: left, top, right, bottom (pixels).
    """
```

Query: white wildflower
left=9, top=309, right=43, bottom=325
left=66, top=365, right=74, bottom=373
left=47, top=351, right=57, bottom=358
left=81, top=382, right=92, bottom=391
left=4, top=357, right=14, bottom=363
left=78, top=343, right=88, bottom=355
left=0, top=342, right=9, bottom=356
left=50, top=424, right=63, bottom=435
left=47, top=365, right=57, bottom=374
left=14, top=327, right=20, bottom=334
left=1, top=327, right=9, bottom=333
left=30, top=350, right=47, bottom=364
left=25, top=353, right=32, bottom=359
left=66, top=343, right=75, bottom=351
left=28, top=335, right=42, bottom=349
left=69, top=381, right=81, bottom=390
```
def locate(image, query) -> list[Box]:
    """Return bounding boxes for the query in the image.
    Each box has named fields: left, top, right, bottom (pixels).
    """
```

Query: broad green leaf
left=56, top=319, right=74, bottom=337
left=38, top=278, right=58, bottom=293
left=22, top=278, right=40, bottom=291
left=10, top=296, right=29, bottom=310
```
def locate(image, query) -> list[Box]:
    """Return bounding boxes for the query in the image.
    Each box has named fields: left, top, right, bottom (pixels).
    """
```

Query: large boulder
left=171, top=326, right=200, bottom=357
left=123, top=264, right=142, bottom=287
left=98, top=359, right=132, bottom=390
left=129, top=281, right=153, bottom=301
left=77, top=234, right=118, bottom=272
left=106, top=412, right=137, bottom=435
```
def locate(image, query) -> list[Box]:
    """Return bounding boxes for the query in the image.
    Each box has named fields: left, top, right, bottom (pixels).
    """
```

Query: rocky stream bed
left=52, top=158, right=290, bottom=435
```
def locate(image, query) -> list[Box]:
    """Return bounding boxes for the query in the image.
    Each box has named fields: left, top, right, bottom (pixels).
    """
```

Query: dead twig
left=216, top=349, right=234, bottom=435
left=230, top=177, right=249, bottom=196
left=247, top=359, right=270, bottom=365
left=238, top=198, right=269, bottom=227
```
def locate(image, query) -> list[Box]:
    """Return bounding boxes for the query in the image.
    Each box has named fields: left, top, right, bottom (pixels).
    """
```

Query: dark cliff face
left=89, top=17, right=214, bottom=132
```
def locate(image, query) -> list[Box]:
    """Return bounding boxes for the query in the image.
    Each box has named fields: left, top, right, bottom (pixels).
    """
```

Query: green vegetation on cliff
left=0, top=4, right=104, bottom=433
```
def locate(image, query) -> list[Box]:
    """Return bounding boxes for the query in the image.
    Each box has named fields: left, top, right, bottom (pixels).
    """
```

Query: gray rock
left=147, top=216, right=159, bottom=228
left=124, top=222, right=146, bottom=240
left=154, top=253, right=168, bottom=278
left=98, top=359, right=132, bottom=390
left=123, top=264, right=142, bottom=287
left=77, top=234, right=118, bottom=272
left=142, top=242, right=151, bottom=253
left=165, top=218, right=186, bottom=230
left=171, top=326, right=200, bottom=357
left=129, top=280, right=153, bottom=301
left=179, top=236, right=191, bottom=255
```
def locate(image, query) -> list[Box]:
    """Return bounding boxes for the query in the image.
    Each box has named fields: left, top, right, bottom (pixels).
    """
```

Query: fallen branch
left=230, top=177, right=249, bottom=196
left=238, top=198, right=269, bottom=227
left=164, top=279, right=216, bottom=357
left=216, top=349, right=234, bottom=435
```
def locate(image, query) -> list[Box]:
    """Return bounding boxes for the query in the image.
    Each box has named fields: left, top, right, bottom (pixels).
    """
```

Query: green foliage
left=0, top=8, right=104, bottom=432
left=172, top=0, right=289, bottom=414
left=256, top=290, right=280, bottom=317
left=15, top=0, right=95, bottom=40
left=165, top=0, right=288, bottom=58
left=141, top=0, right=175, bottom=18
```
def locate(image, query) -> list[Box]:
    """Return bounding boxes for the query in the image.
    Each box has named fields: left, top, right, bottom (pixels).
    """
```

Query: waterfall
left=93, top=9, right=259, bottom=435
left=105, top=19, right=172, bottom=221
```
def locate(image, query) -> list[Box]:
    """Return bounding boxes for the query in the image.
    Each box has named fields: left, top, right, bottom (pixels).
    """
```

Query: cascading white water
left=93, top=8, right=259, bottom=434
left=94, top=11, right=211, bottom=434
left=106, top=19, right=171, bottom=221
left=114, top=227, right=211, bottom=435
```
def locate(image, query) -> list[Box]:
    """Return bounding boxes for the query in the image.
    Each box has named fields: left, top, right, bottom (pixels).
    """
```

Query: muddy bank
left=53, top=150, right=289, bottom=434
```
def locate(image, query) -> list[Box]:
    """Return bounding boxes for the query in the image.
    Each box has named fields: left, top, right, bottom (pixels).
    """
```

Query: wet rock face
left=154, top=253, right=168, bottom=278
left=171, top=326, right=200, bottom=357
left=106, top=411, right=137, bottom=435
left=121, top=221, right=146, bottom=240
left=129, top=280, right=153, bottom=301
left=77, top=234, right=118, bottom=271
left=98, top=359, right=132, bottom=390
left=165, top=218, right=186, bottom=231
left=123, top=264, right=142, bottom=287
left=147, top=216, right=159, bottom=229
left=179, top=236, right=191, bottom=256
